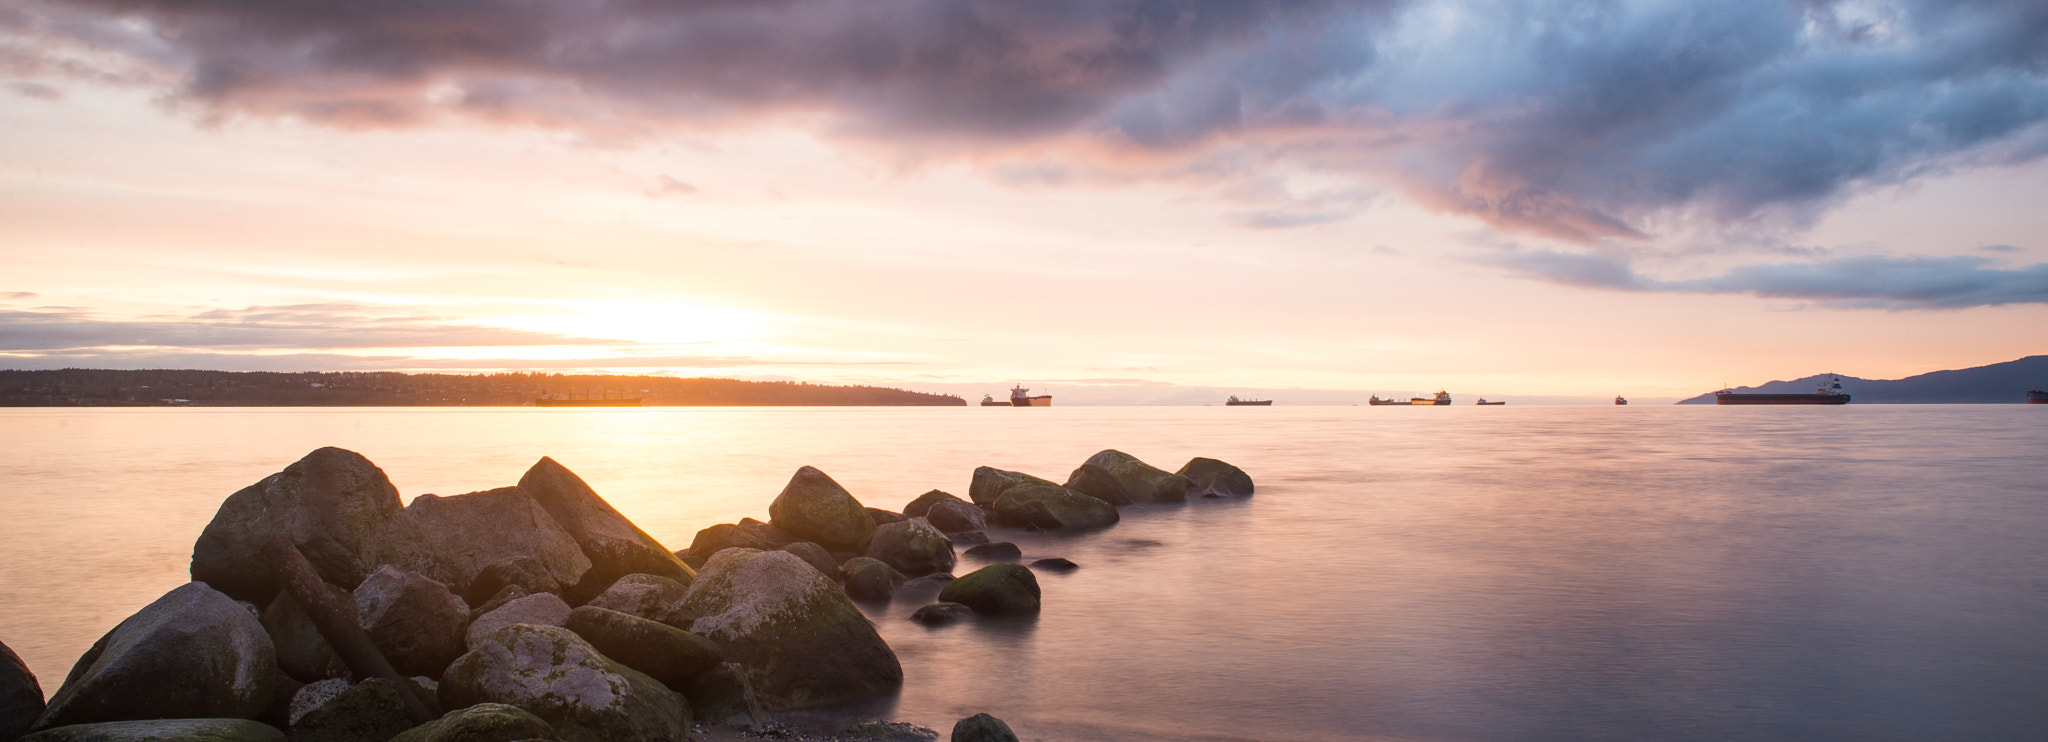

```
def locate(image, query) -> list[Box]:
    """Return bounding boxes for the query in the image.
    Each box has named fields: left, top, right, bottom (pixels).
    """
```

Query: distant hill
left=0, top=369, right=966, bottom=407
left=1677, top=355, right=2048, bottom=404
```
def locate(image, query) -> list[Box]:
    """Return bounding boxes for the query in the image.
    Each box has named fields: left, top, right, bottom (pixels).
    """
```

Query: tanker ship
left=1715, top=376, right=1851, bottom=405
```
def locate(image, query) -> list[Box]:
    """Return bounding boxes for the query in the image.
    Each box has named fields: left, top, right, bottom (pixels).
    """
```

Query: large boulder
left=2, top=640, right=43, bottom=742
left=563, top=606, right=723, bottom=691
left=767, top=467, right=876, bottom=553
left=464, top=556, right=561, bottom=607
left=777, top=542, right=840, bottom=578
left=1061, top=464, right=1134, bottom=507
left=191, top=447, right=406, bottom=604
left=354, top=565, right=470, bottom=678
left=389, top=703, right=559, bottom=742
left=686, top=524, right=779, bottom=562
left=441, top=624, right=688, bottom=742
left=260, top=586, right=354, bottom=683
left=838, top=557, right=906, bottom=602
left=1081, top=450, right=1188, bottom=504
left=583, top=574, right=693, bottom=629
left=966, top=468, right=1055, bottom=508
left=286, top=677, right=440, bottom=742
left=680, top=549, right=902, bottom=708
left=35, top=583, right=275, bottom=730
left=399, top=487, right=592, bottom=598
left=865, top=508, right=908, bottom=527
left=901, top=490, right=964, bottom=518
left=1177, top=457, right=1254, bottom=498
left=951, top=713, right=1019, bottom=742
left=924, top=500, right=987, bottom=534
left=465, top=593, right=572, bottom=649
left=865, top=518, right=955, bottom=577
left=518, top=457, right=694, bottom=598
left=937, top=565, right=1040, bottom=615
left=20, top=719, right=285, bottom=741
left=989, top=485, right=1119, bottom=530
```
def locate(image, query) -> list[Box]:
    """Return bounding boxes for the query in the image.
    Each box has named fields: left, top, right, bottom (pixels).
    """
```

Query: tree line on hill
left=0, top=369, right=966, bottom=407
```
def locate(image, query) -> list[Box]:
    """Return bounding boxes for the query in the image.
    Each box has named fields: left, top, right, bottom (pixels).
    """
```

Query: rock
left=950, top=713, right=1018, bottom=742
left=901, top=490, right=964, bottom=518
left=677, top=663, right=760, bottom=728
left=962, top=542, right=1021, bottom=561
left=583, top=574, right=693, bottom=629
left=400, top=486, right=593, bottom=598
left=909, top=603, right=974, bottom=626
left=257, top=670, right=301, bottom=731
left=260, top=585, right=354, bottom=683
left=286, top=679, right=349, bottom=727
left=948, top=531, right=990, bottom=546
left=441, top=624, right=687, bottom=742
left=354, top=565, right=470, bottom=678
left=1177, top=457, right=1254, bottom=498
left=466, top=585, right=529, bottom=623
left=767, top=467, right=877, bottom=553
left=680, top=549, right=902, bottom=708
left=937, top=565, right=1041, bottom=615
left=464, top=556, right=561, bottom=607
left=518, top=457, right=694, bottom=599
left=1081, top=450, right=1189, bottom=504
left=865, top=518, right=956, bottom=577
left=1061, top=464, right=1134, bottom=507
left=286, top=677, right=439, bottom=742
left=20, top=719, right=285, bottom=741
left=2, top=640, right=44, bottom=742
left=777, top=542, right=841, bottom=578
left=923, top=499, right=987, bottom=534
left=389, top=703, right=559, bottom=742
left=35, top=582, right=275, bottom=730
left=464, top=593, right=572, bottom=649
left=846, top=720, right=941, bottom=741
left=191, top=447, right=407, bottom=604
left=736, top=519, right=798, bottom=548
left=686, top=523, right=779, bottom=563
left=838, top=557, right=906, bottom=602
left=866, top=508, right=908, bottom=527
left=893, top=573, right=954, bottom=602
left=966, top=467, right=1056, bottom=508
left=990, top=485, right=1119, bottom=530
left=1028, top=558, right=1078, bottom=572
left=563, top=607, right=722, bottom=691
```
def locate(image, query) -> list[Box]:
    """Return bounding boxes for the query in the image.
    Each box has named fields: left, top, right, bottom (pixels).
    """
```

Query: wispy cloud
left=1489, top=251, right=2048, bottom=309
left=0, top=303, right=625, bottom=352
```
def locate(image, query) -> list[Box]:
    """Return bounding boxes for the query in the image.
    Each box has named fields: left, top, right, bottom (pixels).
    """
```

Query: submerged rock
left=400, top=486, right=592, bottom=598
left=937, top=565, right=1041, bottom=615
left=464, top=593, right=572, bottom=649
left=389, top=703, right=559, bottom=742
left=35, top=582, right=275, bottom=730
left=680, top=549, right=902, bottom=708
left=442, top=624, right=688, bottom=742
left=563, top=606, right=723, bottom=691
left=901, top=490, right=965, bottom=518
left=989, top=485, right=1118, bottom=530
left=584, top=573, right=694, bottom=629
left=962, top=542, right=1022, bottom=562
left=519, top=457, right=693, bottom=598
left=909, top=603, right=974, bottom=626
left=1028, top=557, right=1078, bottom=572
left=839, top=557, right=907, bottom=602
left=767, top=467, right=877, bottom=553
left=1061, top=463, right=1134, bottom=507
left=1177, top=457, right=1254, bottom=498
left=966, top=468, right=1056, bottom=509
left=1, top=640, right=43, bottom=742
left=866, top=518, right=955, bottom=577
left=924, top=500, right=987, bottom=534
left=1081, top=450, right=1188, bottom=504
left=191, top=447, right=407, bottom=604
left=950, top=713, right=1019, bottom=742
left=20, top=719, right=285, bottom=742
left=353, top=565, right=469, bottom=678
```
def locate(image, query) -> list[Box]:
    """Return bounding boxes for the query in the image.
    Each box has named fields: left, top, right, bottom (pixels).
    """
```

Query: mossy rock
left=681, top=549, right=902, bottom=708
left=1081, top=450, right=1188, bottom=504
left=937, top=565, right=1040, bottom=615
left=966, top=468, right=1056, bottom=508
left=989, top=486, right=1118, bottom=530
left=766, top=467, right=876, bottom=553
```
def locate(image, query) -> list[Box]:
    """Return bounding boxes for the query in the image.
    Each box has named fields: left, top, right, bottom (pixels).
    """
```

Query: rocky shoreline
left=0, top=446, right=1252, bottom=742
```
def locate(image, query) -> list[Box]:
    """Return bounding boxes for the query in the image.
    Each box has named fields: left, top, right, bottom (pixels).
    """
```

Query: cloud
left=0, top=292, right=39, bottom=300
left=7, top=0, right=2048, bottom=240
left=1980, top=243, right=2022, bottom=253
left=1489, top=251, right=2048, bottom=308
left=0, top=349, right=775, bottom=372
left=646, top=175, right=699, bottom=198
left=0, top=303, right=625, bottom=352
left=1225, top=208, right=1352, bottom=229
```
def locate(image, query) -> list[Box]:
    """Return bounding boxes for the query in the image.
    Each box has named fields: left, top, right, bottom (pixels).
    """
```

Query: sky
left=2, top=0, right=2046, bottom=402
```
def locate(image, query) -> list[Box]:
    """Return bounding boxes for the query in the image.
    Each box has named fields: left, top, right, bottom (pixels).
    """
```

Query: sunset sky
left=4, top=0, right=2045, bottom=401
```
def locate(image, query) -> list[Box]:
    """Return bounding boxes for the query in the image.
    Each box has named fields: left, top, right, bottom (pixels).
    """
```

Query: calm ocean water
left=2, top=406, right=2044, bottom=741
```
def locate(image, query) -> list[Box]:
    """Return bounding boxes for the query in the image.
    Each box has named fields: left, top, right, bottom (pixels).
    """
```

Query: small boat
left=1614, top=395, right=1628, bottom=406
left=980, top=394, right=1009, bottom=407
left=1475, top=398, right=1505, bottom=405
left=1715, top=376, right=1851, bottom=405
left=1009, top=384, right=1051, bottom=407
left=1225, top=395, right=1272, bottom=406
left=2029, top=390, right=2048, bottom=404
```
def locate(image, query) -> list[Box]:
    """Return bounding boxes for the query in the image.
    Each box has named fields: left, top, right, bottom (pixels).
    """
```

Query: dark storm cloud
left=1490, top=251, right=2048, bottom=308
left=0, top=303, right=624, bottom=351
left=8, top=0, right=2048, bottom=240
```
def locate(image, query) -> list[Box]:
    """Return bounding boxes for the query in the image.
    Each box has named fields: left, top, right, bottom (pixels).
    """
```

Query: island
left=0, top=370, right=966, bottom=407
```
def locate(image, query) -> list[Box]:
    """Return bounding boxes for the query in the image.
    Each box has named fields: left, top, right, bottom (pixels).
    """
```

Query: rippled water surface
left=3, top=406, right=2044, bottom=740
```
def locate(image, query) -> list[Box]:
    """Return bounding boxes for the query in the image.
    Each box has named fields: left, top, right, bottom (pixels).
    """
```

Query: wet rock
left=990, top=485, right=1119, bottom=530
left=286, top=677, right=440, bottom=742
left=901, top=490, right=965, bottom=518
left=866, top=508, right=908, bottom=527
left=924, top=500, right=987, bottom=534
left=1177, top=457, right=1254, bottom=498
left=464, top=556, right=561, bottom=607
left=909, top=603, right=975, bottom=626
left=1028, top=558, right=1078, bottom=572
left=961, top=542, right=1021, bottom=562
left=583, top=573, right=693, bottom=629
left=686, top=524, right=778, bottom=563
left=389, top=703, right=559, bottom=742
left=191, top=447, right=406, bottom=604
left=966, top=467, right=1056, bottom=508
left=354, top=565, right=470, bottom=678
left=950, top=713, right=1019, bottom=742
left=2, top=640, right=43, bottom=741
left=1081, top=450, right=1189, bottom=504
left=937, top=565, right=1041, bottom=615
left=35, top=582, right=275, bottom=730
left=681, top=549, right=902, bottom=708
left=767, top=467, right=877, bottom=553
left=260, top=586, right=354, bottom=683
left=839, top=557, right=906, bottom=602
left=1061, top=463, right=1134, bottom=507
left=777, top=542, right=841, bottom=578
left=464, top=593, right=572, bottom=649
left=563, top=606, right=723, bottom=691
left=442, top=624, right=687, bottom=742
left=894, top=573, right=955, bottom=602
left=519, top=457, right=694, bottom=599
left=400, top=486, right=593, bottom=598
left=865, top=518, right=956, bottom=577
left=19, top=719, right=285, bottom=742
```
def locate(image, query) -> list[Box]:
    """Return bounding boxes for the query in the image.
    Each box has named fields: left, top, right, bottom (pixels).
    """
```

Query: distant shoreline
left=0, top=369, right=966, bottom=407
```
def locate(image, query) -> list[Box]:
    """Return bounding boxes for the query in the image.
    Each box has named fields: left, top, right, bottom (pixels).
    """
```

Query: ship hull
left=980, top=401, right=1010, bottom=406
left=536, top=399, right=642, bottom=407
left=1410, top=399, right=1449, bottom=406
left=1011, top=396, right=1052, bottom=407
left=1715, top=394, right=1850, bottom=405
left=2028, top=391, right=2047, bottom=404
left=1367, top=399, right=1400, bottom=405
left=1225, top=400, right=1272, bottom=406
left=1476, top=401, right=1505, bottom=405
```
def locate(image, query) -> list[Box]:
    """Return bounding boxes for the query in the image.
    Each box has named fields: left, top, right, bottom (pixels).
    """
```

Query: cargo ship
left=1370, top=391, right=1451, bottom=405
left=1715, top=376, right=1850, bottom=405
left=1009, top=385, right=1051, bottom=407
left=1225, top=396, right=1272, bottom=406
left=1614, top=395, right=1627, bottom=405
left=2028, top=390, right=2048, bottom=404
left=980, top=394, right=1009, bottom=407
left=1476, top=398, right=1505, bottom=405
